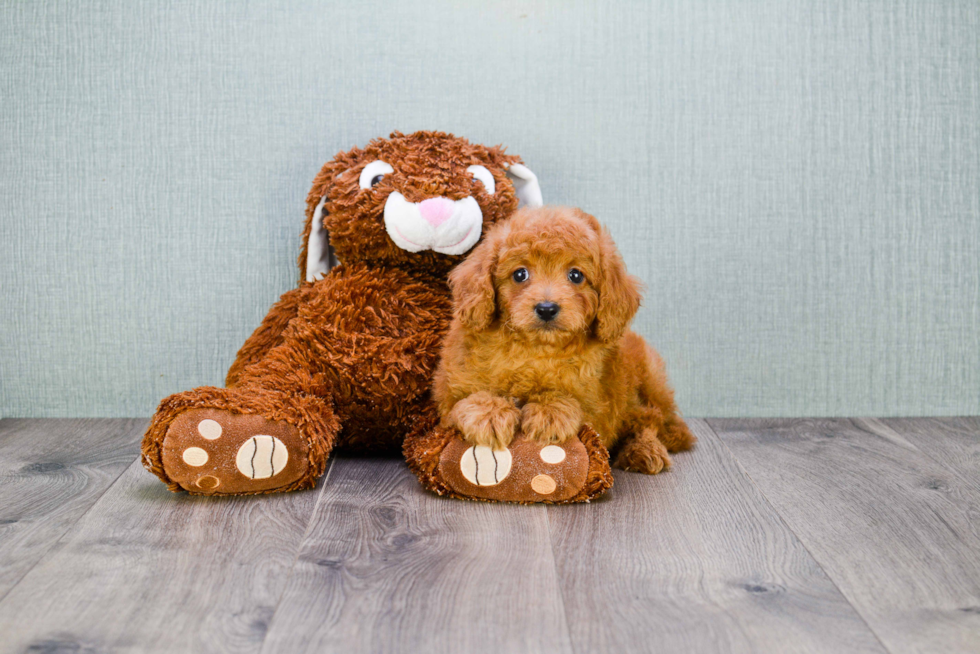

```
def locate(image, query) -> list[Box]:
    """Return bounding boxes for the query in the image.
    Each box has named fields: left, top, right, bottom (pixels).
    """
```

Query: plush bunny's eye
left=467, top=165, right=496, bottom=195
left=359, top=161, right=394, bottom=189
left=512, top=268, right=529, bottom=283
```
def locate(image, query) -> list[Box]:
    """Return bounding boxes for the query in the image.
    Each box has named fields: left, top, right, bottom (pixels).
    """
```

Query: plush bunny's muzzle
left=384, top=192, right=484, bottom=256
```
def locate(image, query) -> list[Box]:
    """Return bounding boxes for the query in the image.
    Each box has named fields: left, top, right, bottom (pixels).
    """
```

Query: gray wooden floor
left=1, top=418, right=978, bottom=653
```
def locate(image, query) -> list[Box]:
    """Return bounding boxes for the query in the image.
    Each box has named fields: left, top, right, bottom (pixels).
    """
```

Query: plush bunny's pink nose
left=418, top=197, right=454, bottom=228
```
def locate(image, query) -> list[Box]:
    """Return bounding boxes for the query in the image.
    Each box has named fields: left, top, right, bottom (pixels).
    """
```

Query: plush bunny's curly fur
left=433, top=206, right=695, bottom=474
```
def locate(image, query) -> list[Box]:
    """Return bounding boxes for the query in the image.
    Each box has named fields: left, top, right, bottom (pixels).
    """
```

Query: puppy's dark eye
left=568, top=268, right=585, bottom=284
left=370, top=175, right=384, bottom=187
left=512, top=268, right=529, bottom=283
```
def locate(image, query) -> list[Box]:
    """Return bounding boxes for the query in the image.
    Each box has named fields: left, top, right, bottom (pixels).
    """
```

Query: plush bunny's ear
left=505, top=163, right=543, bottom=208
left=304, top=196, right=337, bottom=282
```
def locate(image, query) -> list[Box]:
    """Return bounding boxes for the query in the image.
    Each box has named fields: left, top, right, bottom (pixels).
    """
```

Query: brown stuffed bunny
left=141, top=131, right=544, bottom=495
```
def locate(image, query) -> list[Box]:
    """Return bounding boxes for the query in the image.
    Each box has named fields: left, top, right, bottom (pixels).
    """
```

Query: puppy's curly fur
left=433, top=206, right=695, bottom=474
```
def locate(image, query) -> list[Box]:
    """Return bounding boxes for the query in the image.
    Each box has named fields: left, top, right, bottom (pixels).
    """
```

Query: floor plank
left=0, top=418, right=144, bottom=601
left=872, top=417, right=980, bottom=490
left=0, top=455, right=322, bottom=654
left=5, top=417, right=977, bottom=653
left=260, top=457, right=574, bottom=654
left=711, top=418, right=980, bottom=654
left=548, top=419, right=885, bottom=654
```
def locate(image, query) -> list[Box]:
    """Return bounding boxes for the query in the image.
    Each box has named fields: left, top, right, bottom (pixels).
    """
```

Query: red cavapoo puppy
left=433, top=206, right=694, bottom=474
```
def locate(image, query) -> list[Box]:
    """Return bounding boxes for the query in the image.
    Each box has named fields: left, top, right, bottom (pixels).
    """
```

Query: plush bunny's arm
left=225, top=284, right=311, bottom=387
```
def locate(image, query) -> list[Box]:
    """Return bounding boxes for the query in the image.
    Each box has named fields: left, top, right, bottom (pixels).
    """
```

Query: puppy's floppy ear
left=449, top=232, right=501, bottom=330
left=581, top=211, right=642, bottom=343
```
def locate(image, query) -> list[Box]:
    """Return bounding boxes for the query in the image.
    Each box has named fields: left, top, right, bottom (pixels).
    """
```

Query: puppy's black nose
left=534, top=302, right=560, bottom=321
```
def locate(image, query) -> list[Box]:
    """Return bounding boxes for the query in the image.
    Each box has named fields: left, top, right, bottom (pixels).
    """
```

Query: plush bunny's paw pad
left=433, top=426, right=611, bottom=503
left=161, top=409, right=309, bottom=495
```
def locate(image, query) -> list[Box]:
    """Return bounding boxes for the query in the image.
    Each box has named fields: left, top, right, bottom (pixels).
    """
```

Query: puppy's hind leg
left=613, top=406, right=673, bottom=474
left=614, top=427, right=672, bottom=474
left=634, top=339, right=696, bottom=453
left=659, top=413, right=696, bottom=453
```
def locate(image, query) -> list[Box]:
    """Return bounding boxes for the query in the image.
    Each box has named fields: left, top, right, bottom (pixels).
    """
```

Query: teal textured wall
left=2, top=1, right=978, bottom=418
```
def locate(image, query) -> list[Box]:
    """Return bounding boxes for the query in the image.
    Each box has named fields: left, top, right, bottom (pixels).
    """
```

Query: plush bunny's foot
left=159, top=408, right=310, bottom=495
left=143, top=385, right=338, bottom=495
left=405, top=421, right=613, bottom=504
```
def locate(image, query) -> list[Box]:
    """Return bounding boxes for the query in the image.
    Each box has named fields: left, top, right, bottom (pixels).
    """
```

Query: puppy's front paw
left=448, top=392, right=520, bottom=450
left=614, top=436, right=672, bottom=474
left=521, top=399, right=582, bottom=445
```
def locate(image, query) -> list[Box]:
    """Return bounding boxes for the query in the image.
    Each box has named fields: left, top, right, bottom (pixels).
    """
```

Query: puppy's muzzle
left=534, top=302, right=560, bottom=322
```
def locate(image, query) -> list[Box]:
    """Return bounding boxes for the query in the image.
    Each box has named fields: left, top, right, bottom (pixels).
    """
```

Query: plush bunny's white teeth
left=383, top=192, right=483, bottom=255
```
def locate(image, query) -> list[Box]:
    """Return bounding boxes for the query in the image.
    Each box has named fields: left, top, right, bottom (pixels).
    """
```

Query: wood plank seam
left=548, top=419, right=889, bottom=653
left=259, top=457, right=336, bottom=653
left=0, top=442, right=143, bottom=607
left=257, top=457, right=576, bottom=654
left=853, top=418, right=980, bottom=496
left=703, top=419, right=896, bottom=654
left=0, top=453, right=325, bottom=653
left=544, top=507, right=578, bottom=654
